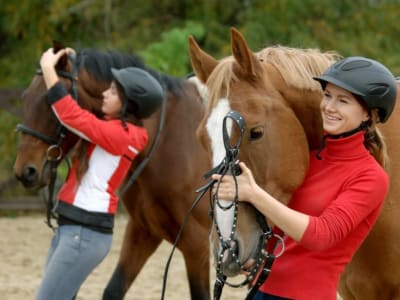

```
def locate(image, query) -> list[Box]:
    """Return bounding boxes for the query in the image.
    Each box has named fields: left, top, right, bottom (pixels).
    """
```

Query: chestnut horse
left=13, top=43, right=212, bottom=299
left=189, top=28, right=400, bottom=299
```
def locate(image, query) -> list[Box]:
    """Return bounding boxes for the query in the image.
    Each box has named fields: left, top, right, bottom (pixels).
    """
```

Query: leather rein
left=161, top=110, right=283, bottom=300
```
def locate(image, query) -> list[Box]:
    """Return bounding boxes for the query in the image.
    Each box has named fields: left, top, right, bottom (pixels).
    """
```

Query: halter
left=15, top=53, right=79, bottom=229
left=160, top=110, right=283, bottom=300
left=204, top=111, right=282, bottom=300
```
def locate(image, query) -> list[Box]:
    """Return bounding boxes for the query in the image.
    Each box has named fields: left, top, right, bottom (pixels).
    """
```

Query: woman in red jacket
left=212, top=57, right=397, bottom=300
left=36, top=48, right=164, bottom=300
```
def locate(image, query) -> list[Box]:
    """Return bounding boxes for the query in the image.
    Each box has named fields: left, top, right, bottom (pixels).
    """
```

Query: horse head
left=189, top=28, right=330, bottom=281
left=13, top=41, right=107, bottom=188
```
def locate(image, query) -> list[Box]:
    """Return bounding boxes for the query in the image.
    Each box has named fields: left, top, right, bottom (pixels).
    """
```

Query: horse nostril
left=23, top=166, right=38, bottom=184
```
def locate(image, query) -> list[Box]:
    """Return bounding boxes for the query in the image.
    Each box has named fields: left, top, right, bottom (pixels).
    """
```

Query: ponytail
left=364, top=109, right=389, bottom=170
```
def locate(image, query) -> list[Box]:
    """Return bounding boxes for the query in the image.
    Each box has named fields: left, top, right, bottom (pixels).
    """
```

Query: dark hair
left=115, top=82, right=143, bottom=128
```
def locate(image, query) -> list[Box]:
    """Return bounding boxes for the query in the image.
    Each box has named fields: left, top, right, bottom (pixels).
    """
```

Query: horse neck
left=280, top=87, right=324, bottom=150
left=262, top=61, right=327, bottom=150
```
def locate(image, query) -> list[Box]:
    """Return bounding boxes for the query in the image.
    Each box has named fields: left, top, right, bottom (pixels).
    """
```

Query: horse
left=189, top=27, right=400, bottom=299
left=13, top=42, right=212, bottom=299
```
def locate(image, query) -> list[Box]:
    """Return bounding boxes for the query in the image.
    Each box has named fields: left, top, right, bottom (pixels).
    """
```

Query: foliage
left=240, top=0, right=400, bottom=73
left=0, top=0, right=399, bottom=197
left=139, top=21, right=205, bottom=76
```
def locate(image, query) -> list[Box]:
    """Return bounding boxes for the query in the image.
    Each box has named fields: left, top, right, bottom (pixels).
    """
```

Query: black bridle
left=161, top=110, right=283, bottom=300
left=207, top=111, right=281, bottom=300
left=15, top=54, right=79, bottom=229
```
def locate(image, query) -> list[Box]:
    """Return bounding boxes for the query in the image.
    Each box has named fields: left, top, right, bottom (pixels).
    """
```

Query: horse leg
left=179, top=221, right=210, bottom=300
left=103, top=217, right=161, bottom=300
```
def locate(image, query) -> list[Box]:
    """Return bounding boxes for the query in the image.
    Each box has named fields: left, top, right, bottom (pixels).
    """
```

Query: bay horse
left=189, top=27, right=400, bottom=299
left=13, top=42, right=212, bottom=299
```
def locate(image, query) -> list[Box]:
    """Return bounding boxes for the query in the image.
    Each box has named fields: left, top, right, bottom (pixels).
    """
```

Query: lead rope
left=205, top=111, right=283, bottom=300
left=208, top=110, right=269, bottom=300
left=160, top=111, right=246, bottom=300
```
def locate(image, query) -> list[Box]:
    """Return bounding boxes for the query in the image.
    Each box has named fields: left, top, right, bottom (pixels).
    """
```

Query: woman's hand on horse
left=40, top=48, right=69, bottom=89
left=40, top=48, right=67, bottom=70
left=211, top=162, right=257, bottom=203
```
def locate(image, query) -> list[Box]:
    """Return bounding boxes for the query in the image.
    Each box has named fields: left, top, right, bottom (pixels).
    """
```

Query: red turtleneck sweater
left=260, top=131, right=388, bottom=299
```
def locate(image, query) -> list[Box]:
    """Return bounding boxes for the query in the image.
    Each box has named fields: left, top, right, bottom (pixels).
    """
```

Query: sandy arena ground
left=0, top=213, right=345, bottom=300
left=0, top=213, right=248, bottom=300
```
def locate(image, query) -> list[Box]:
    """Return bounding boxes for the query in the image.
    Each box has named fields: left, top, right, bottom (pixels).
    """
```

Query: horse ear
left=230, top=27, right=259, bottom=78
left=52, top=40, right=68, bottom=70
left=188, top=36, right=218, bottom=83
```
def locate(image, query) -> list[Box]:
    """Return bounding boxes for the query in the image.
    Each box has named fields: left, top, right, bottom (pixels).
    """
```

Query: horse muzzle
left=15, top=164, right=41, bottom=188
left=14, top=159, right=51, bottom=189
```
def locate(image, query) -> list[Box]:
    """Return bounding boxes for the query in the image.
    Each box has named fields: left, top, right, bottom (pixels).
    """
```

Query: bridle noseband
left=160, top=110, right=284, bottom=300
left=15, top=53, right=79, bottom=229
left=205, top=111, right=279, bottom=300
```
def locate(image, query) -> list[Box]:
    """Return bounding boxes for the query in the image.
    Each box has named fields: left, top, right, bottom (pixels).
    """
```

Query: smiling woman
left=319, top=84, right=369, bottom=136
left=314, top=56, right=396, bottom=167
left=189, top=27, right=399, bottom=300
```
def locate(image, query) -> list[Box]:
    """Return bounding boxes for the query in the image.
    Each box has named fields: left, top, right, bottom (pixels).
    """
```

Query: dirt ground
left=0, top=213, right=345, bottom=300
left=0, top=213, right=248, bottom=300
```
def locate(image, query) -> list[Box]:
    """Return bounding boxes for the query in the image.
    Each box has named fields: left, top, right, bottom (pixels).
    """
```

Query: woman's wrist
left=246, top=184, right=267, bottom=206
left=42, top=67, right=59, bottom=89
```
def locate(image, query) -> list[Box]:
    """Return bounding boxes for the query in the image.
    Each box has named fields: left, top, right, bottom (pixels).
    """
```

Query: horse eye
left=249, top=126, right=264, bottom=142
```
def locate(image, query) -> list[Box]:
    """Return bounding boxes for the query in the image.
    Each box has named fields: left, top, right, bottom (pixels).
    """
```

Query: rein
left=160, top=110, right=282, bottom=300
left=15, top=53, right=79, bottom=229
left=205, top=111, right=279, bottom=300
left=118, top=82, right=167, bottom=196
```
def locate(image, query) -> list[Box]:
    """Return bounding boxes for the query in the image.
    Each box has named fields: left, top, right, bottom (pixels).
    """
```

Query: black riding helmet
left=314, top=56, right=397, bottom=123
left=111, top=67, right=165, bottom=119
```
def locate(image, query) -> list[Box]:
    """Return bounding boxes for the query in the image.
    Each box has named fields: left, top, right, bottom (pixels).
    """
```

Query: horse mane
left=77, top=48, right=186, bottom=96
left=206, top=46, right=341, bottom=108
left=257, top=46, right=341, bottom=91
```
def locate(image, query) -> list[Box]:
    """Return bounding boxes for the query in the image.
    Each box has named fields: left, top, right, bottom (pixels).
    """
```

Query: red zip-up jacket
left=48, top=82, right=148, bottom=216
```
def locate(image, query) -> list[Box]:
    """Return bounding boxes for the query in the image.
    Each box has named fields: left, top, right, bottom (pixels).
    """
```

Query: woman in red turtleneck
left=212, top=56, right=397, bottom=300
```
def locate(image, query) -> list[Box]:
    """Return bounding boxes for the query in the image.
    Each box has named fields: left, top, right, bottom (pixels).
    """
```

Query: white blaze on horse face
left=207, top=98, right=232, bottom=166
left=206, top=98, right=235, bottom=240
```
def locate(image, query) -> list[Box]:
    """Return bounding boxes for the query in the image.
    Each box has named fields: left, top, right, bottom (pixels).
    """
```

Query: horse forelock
left=257, top=46, right=341, bottom=92
left=206, top=56, right=239, bottom=109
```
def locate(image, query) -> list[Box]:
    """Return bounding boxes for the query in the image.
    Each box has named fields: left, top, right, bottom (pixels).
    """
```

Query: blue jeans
left=35, top=225, right=112, bottom=300
left=252, top=290, right=292, bottom=300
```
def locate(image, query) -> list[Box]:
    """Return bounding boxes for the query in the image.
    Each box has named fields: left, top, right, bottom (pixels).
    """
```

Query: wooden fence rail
left=0, top=88, right=23, bottom=118
left=0, top=196, right=44, bottom=210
